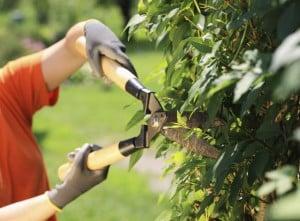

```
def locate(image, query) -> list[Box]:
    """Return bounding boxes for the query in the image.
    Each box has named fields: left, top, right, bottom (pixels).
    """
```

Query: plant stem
left=249, top=193, right=270, bottom=204
left=184, top=16, right=202, bottom=32
left=198, top=3, right=217, bottom=10
left=193, top=0, right=201, bottom=13
left=231, top=23, right=248, bottom=63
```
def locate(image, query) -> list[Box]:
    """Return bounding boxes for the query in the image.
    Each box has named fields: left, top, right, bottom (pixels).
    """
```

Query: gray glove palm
left=48, top=144, right=109, bottom=209
left=84, top=20, right=137, bottom=77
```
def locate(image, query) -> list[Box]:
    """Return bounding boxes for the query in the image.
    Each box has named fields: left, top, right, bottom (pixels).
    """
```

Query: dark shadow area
left=34, top=130, right=48, bottom=149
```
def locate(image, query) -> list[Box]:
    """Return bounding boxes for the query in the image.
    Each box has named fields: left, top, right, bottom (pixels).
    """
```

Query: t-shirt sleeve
left=0, top=52, right=59, bottom=120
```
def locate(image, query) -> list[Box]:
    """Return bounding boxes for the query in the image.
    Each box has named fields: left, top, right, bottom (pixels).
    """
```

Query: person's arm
left=41, top=21, right=86, bottom=91
left=0, top=144, right=109, bottom=221
left=41, top=19, right=136, bottom=91
left=0, top=194, right=57, bottom=221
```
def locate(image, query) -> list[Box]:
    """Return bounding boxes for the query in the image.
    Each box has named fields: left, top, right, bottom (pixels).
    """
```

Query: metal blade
left=146, top=93, right=164, bottom=114
left=146, top=112, right=168, bottom=145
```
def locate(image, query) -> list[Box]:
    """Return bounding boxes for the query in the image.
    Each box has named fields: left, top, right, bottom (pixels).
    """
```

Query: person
left=0, top=19, right=135, bottom=221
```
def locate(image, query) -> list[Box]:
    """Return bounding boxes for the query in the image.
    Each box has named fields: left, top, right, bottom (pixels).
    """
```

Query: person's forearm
left=42, top=20, right=90, bottom=91
left=0, top=194, right=57, bottom=221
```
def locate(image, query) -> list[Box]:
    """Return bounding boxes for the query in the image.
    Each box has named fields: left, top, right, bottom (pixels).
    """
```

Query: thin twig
left=242, top=126, right=273, bottom=153
left=193, top=0, right=201, bottom=13
left=184, top=16, right=202, bottom=32
left=231, top=23, right=248, bottom=63
left=198, top=3, right=217, bottom=10
left=249, top=194, right=270, bottom=204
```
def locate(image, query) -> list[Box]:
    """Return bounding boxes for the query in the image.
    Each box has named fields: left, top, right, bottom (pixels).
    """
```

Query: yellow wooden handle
left=58, top=143, right=126, bottom=181
left=75, top=36, right=137, bottom=90
left=57, top=37, right=140, bottom=181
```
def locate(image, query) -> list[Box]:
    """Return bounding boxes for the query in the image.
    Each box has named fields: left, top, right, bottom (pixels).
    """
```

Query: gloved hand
left=47, top=144, right=109, bottom=209
left=84, top=20, right=137, bottom=77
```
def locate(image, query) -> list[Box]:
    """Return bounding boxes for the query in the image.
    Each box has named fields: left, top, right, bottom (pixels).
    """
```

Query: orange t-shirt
left=0, top=53, right=59, bottom=221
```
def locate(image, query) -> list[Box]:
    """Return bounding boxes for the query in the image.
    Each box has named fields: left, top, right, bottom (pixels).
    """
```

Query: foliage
left=0, top=0, right=124, bottom=65
left=0, top=0, right=20, bottom=10
left=32, top=0, right=50, bottom=24
left=128, top=0, right=300, bottom=220
left=0, top=31, right=26, bottom=66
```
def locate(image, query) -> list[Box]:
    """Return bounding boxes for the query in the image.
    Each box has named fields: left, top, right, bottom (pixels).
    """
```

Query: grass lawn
left=33, top=46, right=167, bottom=221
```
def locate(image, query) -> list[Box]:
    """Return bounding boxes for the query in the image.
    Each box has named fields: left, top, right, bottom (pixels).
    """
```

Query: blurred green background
left=0, top=0, right=167, bottom=220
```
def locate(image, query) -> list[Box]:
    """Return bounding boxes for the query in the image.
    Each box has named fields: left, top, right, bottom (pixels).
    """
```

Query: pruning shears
left=58, top=37, right=220, bottom=180
left=58, top=37, right=173, bottom=180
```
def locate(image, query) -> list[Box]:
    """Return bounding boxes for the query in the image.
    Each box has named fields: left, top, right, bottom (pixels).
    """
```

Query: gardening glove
left=47, top=143, right=109, bottom=210
left=84, top=20, right=137, bottom=77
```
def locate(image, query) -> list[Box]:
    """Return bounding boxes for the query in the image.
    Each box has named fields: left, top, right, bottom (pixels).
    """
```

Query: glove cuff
left=45, top=191, right=62, bottom=212
left=47, top=183, right=80, bottom=209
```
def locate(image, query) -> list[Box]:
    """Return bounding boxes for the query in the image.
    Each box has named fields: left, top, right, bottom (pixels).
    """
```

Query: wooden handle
left=58, top=143, right=126, bottom=181
left=75, top=36, right=137, bottom=90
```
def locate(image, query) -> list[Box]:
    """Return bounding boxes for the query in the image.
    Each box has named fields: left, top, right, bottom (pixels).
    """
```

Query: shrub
left=128, top=0, right=300, bottom=220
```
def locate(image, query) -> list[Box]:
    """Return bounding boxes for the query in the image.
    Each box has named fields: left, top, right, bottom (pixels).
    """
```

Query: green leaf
left=242, top=141, right=263, bottom=159
left=176, top=111, right=187, bottom=126
left=258, top=166, right=297, bottom=196
left=293, top=127, right=300, bottom=142
left=189, top=37, right=212, bottom=53
left=156, top=31, right=169, bottom=47
left=198, top=195, right=214, bottom=216
left=207, top=75, right=238, bottom=99
left=180, top=65, right=215, bottom=111
left=270, top=29, right=300, bottom=72
left=240, top=83, right=263, bottom=115
left=267, top=189, right=300, bottom=220
left=166, top=39, right=188, bottom=84
left=125, top=14, right=146, bottom=30
left=171, top=23, right=190, bottom=51
left=155, top=210, right=172, bottom=221
left=213, top=144, right=241, bottom=192
left=207, top=93, right=223, bottom=123
left=257, top=181, right=277, bottom=196
left=212, top=40, right=222, bottom=55
left=125, top=110, right=144, bottom=131
left=275, top=177, right=295, bottom=196
left=256, top=105, right=281, bottom=140
left=266, top=165, right=297, bottom=180
left=125, top=14, right=146, bottom=38
left=155, top=138, right=170, bottom=158
left=266, top=166, right=297, bottom=195
left=227, top=11, right=252, bottom=30
left=247, top=150, right=270, bottom=185
left=165, top=8, right=179, bottom=19
left=170, top=151, right=186, bottom=166
left=273, top=61, right=300, bottom=101
left=229, top=169, right=244, bottom=206
left=197, top=14, right=205, bottom=31
left=234, top=72, right=258, bottom=103
left=128, top=149, right=143, bottom=170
